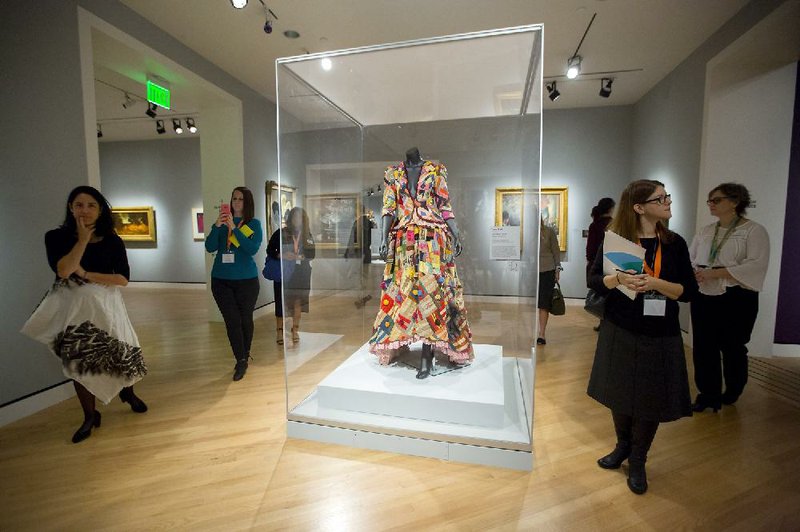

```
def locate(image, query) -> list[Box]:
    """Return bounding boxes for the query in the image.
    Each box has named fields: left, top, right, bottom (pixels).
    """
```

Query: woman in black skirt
left=587, top=180, right=697, bottom=495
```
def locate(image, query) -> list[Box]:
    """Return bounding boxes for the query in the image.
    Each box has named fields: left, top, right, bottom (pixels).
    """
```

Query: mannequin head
left=405, top=147, right=422, bottom=165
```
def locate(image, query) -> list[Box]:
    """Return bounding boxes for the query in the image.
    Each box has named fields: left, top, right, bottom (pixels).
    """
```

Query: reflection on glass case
left=276, top=25, right=543, bottom=470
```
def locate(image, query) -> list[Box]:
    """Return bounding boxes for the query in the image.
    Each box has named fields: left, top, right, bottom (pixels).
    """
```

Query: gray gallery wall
left=0, top=0, right=277, bottom=406
left=99, top=138, right=205, bottom=283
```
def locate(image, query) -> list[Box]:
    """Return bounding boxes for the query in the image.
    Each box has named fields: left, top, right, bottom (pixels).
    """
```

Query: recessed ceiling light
left=230, top=0, right=247, bottom=8
left=284, top=30, right=300, bottom=39
left=321, top=57, right=332, bottom=71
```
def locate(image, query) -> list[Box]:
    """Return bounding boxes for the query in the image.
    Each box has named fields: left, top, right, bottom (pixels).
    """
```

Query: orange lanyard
left=226, top=220, right=243, bottom=251
left=292, top=234, right=300, bottom=256
left=639, top=237, right=662, bottom=279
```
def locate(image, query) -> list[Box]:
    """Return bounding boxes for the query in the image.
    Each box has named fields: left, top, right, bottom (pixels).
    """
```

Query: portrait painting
left=305, top=193, right=360, bottom=251
left=265, top=180, right=297, bottom=235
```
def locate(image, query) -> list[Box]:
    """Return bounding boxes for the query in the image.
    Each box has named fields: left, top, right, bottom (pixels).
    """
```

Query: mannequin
left=371, top=147, right=473, bottom=379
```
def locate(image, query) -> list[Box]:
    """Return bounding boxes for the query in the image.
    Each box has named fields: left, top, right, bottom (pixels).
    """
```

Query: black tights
left=73, top=381, right=139, bottom=427
left=611, top=411, right=659, bottom=463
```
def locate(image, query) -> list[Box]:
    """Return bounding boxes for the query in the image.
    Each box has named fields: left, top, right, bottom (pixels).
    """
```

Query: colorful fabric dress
left=368, top=161, right=474, bottom=365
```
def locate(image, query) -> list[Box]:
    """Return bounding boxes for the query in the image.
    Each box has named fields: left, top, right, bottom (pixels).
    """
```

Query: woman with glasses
left=688, top=183, right=769, bottom=412
left=587, top=180, right=697, bottom=495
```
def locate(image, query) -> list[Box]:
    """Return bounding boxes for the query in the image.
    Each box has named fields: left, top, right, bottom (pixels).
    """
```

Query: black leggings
left=211, top=277, right=260, bottom=361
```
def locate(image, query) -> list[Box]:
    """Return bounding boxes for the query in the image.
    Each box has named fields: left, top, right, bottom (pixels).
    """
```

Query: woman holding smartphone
left=205, top=187, right=263, bottom=381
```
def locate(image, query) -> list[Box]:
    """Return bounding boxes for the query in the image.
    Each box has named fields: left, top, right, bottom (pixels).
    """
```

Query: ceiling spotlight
left=173, top=119, right=183, bottom=134
left=97, top=124, right=103, bottom=138
left=156, top=120, right=166, bottom=135
left=230, top=0, right=247, bottom=8
left=546, top=81, right=561, bottom=102
left=321, top=57, right=332, bottom=71
left=566, top=55, right=582, bottom=79
left=599, top=78, right=613, bottom=98
left=186, top=118, right=197, bottom=133
left=145, top=102, right=158, bottom=118
left=283, top=30, right=300, bottom=39
left=263, top=17, right=273, bottom=34
left=122, top=92, right=135, bottom=109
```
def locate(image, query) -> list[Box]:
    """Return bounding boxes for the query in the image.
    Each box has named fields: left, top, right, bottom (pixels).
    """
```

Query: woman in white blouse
left=689, top=183, right=770, bottom=412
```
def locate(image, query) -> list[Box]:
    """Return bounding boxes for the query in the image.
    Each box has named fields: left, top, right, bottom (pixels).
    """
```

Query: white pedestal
left=317, top=343, right=505, bottom=427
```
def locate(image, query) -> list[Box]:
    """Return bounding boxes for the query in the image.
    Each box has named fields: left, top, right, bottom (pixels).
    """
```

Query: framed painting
left=112, top=207, right=156, bottom=242
left=495, top=187, right=525, bottom=252
left=540, top=187, right=568, bottom=251
left=192, top=208, right=204, bottom=240
left=305, top=193, right=361, bottom=251
left=265, top=180, right=296, bottom=236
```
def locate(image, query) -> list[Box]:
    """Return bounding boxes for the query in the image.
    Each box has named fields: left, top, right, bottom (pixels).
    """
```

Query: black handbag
left=584, top=288, right=606, bottom=319
left=262, top=256, right=281, bottom=282
left=550, top=282, right=566, bottom=316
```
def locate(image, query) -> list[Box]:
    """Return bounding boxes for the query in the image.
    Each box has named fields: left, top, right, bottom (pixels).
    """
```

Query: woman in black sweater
left=587, top=180, right=697, bottom=495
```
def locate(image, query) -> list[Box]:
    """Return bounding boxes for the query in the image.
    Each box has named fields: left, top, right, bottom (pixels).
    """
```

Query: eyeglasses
left=642, top=194, right=671, bottom=205
left=706, top=196, right=733, bottom=205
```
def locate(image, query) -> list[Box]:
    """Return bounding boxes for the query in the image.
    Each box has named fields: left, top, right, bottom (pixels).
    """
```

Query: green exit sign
left=147, top=80, right=171, bottom=110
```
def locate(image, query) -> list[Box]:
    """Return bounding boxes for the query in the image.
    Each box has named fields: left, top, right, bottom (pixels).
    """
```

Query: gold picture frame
left=495, top=187, right=526, bottom=252
left=265, top=180, right=296, bottom=236
left=540, top=187, right=568, bottom=252
left=112, top=207, right=156, bottom=242
left=305, top=193, right=361, bottom=251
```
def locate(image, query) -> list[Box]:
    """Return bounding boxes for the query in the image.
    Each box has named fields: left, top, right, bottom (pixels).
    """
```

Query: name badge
left=222, top=253, right=235, bottom=264
left=643, top=293, right=666, bottom=316
left=295, top=259, right=302, bottom=265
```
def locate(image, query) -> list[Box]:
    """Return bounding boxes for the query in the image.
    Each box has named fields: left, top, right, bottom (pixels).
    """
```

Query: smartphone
left=220, top=203, right=231, bottom=216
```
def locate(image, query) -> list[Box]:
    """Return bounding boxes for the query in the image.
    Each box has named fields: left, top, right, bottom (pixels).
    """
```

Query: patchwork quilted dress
left=368, top=161, right=474, bottom=365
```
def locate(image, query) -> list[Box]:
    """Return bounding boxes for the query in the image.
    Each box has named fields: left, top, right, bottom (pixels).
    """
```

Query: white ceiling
left=120, top=0, right=749, bottom=111
left=97, top=0, right=751, bottom=140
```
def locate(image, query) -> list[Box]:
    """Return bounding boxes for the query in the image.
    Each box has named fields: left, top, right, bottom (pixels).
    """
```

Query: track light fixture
left=230, top=0, right=247, bottom=8
left=97, top=124, right=103, bottom=138
left=259, top=1, right=278, bottom=34
left=599, top=78, right=613, bottom=98
left=145, top=102, right=158, bottom=118
left=156, top=120, right=166, bottom=135
left=186, top=118, right=197, bottom=133
left=546, top=82, right=561, bottom=102
left=173, top=119, right=183, bottom=134
left=263, top=17, right=273, bottom=33
left=122, top=92, right=135, bottom=109
left=566, top=55, right=582, bottom=79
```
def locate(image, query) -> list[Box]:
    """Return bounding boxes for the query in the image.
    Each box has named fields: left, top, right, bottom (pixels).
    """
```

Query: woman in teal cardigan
left=205, top=187, right=263, bottom=381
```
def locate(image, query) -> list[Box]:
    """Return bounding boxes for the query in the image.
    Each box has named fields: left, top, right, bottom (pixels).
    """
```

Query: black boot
left=692, top=393, right=721, bottom=413
left=416, top=346, right=434, bottom=379
left=233, top=357, right=249, bottom=381
left=598, top=411, right=632, bottom=469
left=120, top=386, right=148, bottom=413
left=627, top=418, right=658, bottom=495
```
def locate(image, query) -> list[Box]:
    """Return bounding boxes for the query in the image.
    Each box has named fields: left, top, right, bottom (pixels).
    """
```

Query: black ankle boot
left=416, top=349, right=433, bottom=379
left=597, top=444, right=631, bottom=469
left=120, top=387, right=148, bottom=413
left=72, top=410, right=101, bottom=444
left=627, top=460, right=648, bottom=494
left=233, top=358, right=249, bottom=381
left=721, top=391, right=739, bottom=405
left=692, top=394, right=721, bottom=413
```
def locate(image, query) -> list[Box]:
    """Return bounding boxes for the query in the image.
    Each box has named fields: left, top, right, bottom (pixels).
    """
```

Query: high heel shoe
left=292, top=327, right=300, bottom=343
left=71, top=410, right=101, bottom=444
left=120, top=387, right=148, bottom=413
left=691, top=394, right=720, bottom=413
left=597, top=444, right=631, bottom=469
left=276, top=327, right=284, bottom=345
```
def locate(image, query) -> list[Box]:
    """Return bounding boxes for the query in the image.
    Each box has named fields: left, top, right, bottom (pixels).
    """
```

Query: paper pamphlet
left=602, top=230, right=645, bottom=300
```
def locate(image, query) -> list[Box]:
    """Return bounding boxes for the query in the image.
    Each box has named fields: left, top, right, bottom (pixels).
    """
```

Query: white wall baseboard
left=0, top=381, right=74, bottom=427
left=772, top=344, right=800, bottom=357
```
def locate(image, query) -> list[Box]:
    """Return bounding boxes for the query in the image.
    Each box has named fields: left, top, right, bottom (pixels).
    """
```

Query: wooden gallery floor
left=1, top=285, right=799, bottom=531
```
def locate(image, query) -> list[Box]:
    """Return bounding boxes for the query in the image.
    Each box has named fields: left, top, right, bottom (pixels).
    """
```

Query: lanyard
left=292, top=234, right=300, bottom=257
left=226, top=220, right=244, bottom=252
left=639, top=237, right=662, bottom=279
left=708, top=216, right=740, bottom=265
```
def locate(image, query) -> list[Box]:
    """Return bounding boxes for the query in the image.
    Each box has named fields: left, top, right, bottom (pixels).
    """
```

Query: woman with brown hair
left=689, top=183, right=769, bottom=412
left=205, top=187, right=263, bottom=381
left=278, top=206, right=315, bottom=344
left=587, top=180, right=697, bottom=494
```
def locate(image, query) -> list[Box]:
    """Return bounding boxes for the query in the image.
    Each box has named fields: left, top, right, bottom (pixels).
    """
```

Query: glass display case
left=275, top=24, right=543, bottom=470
